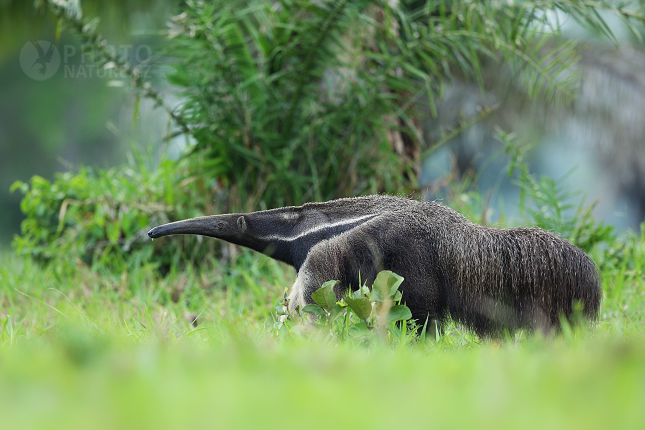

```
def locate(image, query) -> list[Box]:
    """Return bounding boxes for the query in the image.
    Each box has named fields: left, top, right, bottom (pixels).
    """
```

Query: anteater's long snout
left=147, top=216, right=220, bottom=239
left=147, top=222, right=188, bottom=239
left=147, top=225, right=167, bottom=239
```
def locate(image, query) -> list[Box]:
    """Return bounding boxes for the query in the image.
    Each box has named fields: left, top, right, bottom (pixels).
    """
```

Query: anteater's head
left=148, top=215, right=247, bottom=241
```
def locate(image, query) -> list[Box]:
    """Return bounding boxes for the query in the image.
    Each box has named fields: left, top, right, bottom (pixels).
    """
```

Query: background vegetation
left=2, top=0, right=645, bottom=428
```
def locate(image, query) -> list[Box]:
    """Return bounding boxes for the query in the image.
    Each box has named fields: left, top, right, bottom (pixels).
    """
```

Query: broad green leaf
left=302, top=304, right=327, bottom=322
left=348, top=322, right=371, bottom=337
left=345, top=296, right=372, bottom=321
left=329, top=303, right=345, bottom=323
left=311, top=280, right=338, bottom=311
left=392, top=290, right=402, bottom=302
left=352, top=285, right=370, bottom=299
left=386, top=305, right=413, bottom=325
left=372, top=271, right=404, bottom=302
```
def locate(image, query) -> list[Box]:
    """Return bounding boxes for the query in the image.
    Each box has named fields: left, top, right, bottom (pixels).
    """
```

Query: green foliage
left=277, top=270, right=417, bottom=345
left=163, top=0, right=645, bottom=209
left=165, top=0, right=413, bottom=207
left=54, top=0, right=638, bottom=211
left=10, top=154, right=219, bottom=273
left=591, top=223, right=645, bottom=315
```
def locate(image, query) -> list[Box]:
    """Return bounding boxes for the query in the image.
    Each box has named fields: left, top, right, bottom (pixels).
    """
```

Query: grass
left=1, top=233, right=645, bottom=429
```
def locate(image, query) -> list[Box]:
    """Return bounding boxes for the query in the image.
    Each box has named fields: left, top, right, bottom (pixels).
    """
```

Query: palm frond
left=68, top=0, right=645, bottom=209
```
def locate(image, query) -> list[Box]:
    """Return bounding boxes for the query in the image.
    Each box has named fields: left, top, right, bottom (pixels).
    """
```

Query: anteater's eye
left=216, top=222, right=225, bottom=230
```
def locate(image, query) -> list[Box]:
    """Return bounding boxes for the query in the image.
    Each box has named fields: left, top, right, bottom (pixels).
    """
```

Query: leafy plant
left=164, top=0, right=413, bottom=208
left=47, top=0, right=645, bottom=211
left=10, top=154, right=220, bottom=274
left=276, top=270, right=419, bottom=344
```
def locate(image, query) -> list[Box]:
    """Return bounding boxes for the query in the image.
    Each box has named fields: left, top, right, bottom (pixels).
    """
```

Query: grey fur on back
left=149, top=195, right=601, bottom=337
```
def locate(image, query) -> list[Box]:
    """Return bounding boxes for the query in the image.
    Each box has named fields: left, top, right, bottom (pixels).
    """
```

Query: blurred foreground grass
left=1, top=245, right=644, bottom=429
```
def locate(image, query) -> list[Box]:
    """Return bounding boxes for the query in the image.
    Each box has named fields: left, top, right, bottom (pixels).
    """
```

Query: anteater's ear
left=237, top=216, right=247, bottom=232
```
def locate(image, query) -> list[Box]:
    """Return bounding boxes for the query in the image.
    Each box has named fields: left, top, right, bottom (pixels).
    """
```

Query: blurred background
left=0, top=0, right=178, bottom=247
left=2, top=0, right=645, bottom=252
